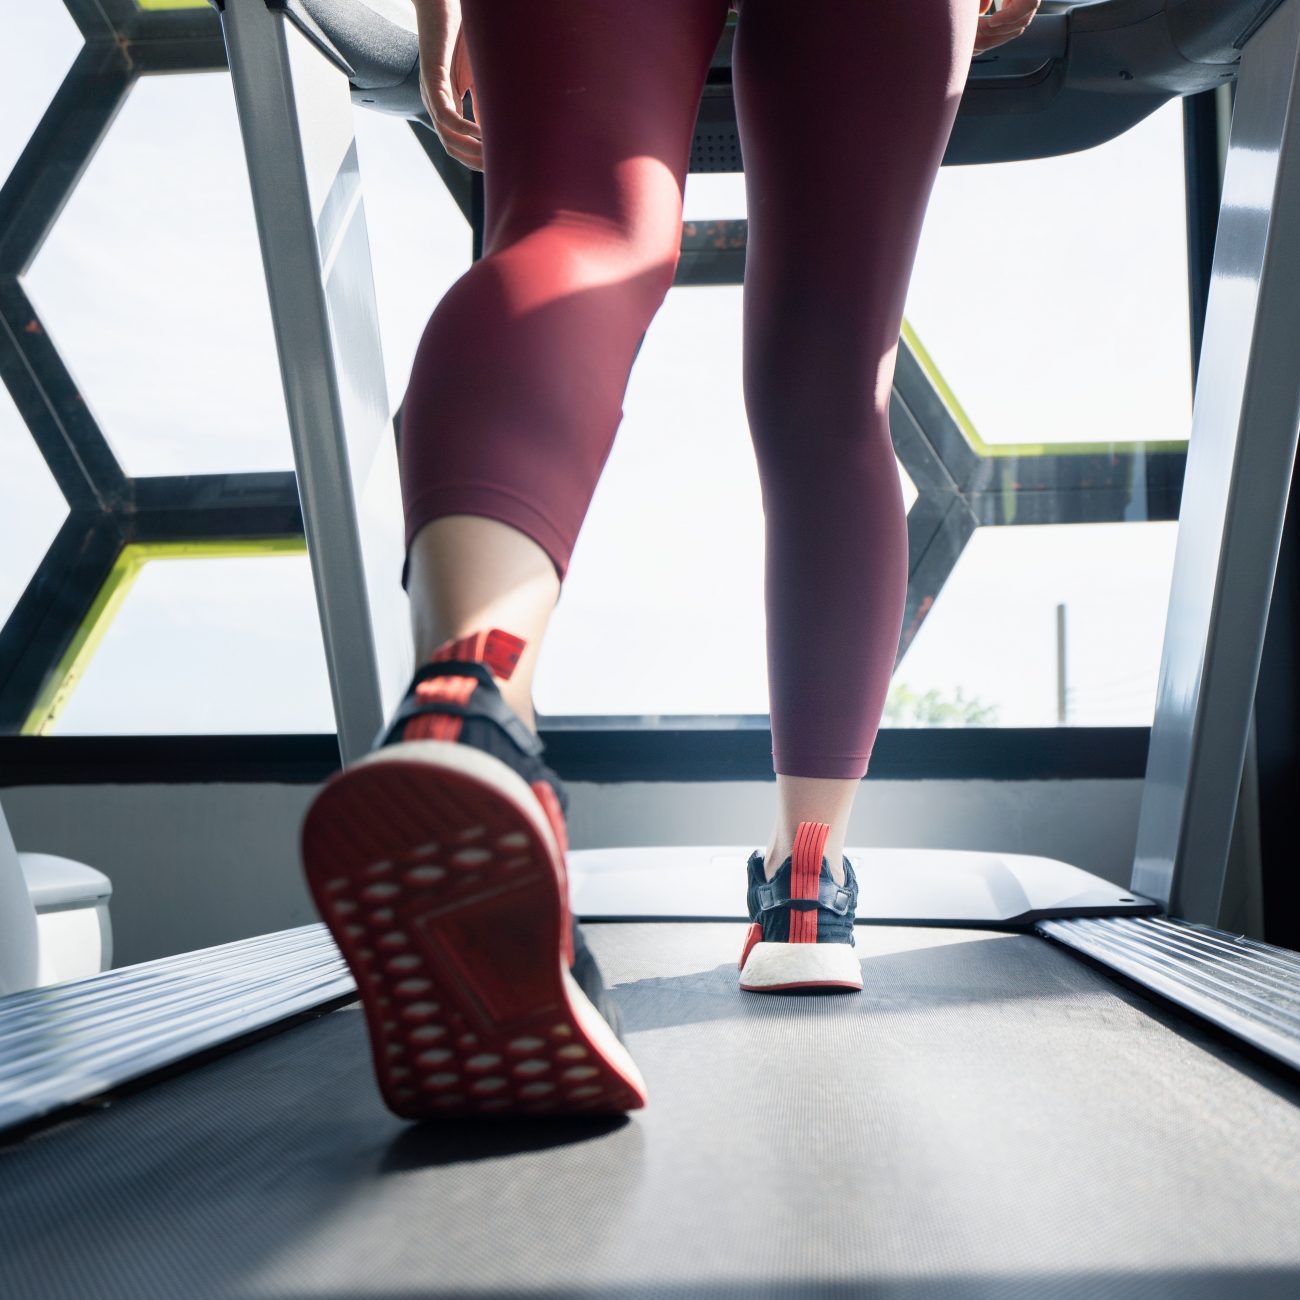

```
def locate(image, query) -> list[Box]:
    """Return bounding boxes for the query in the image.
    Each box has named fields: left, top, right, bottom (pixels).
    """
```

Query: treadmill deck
left=2, top=923, right=1298, bottom=1299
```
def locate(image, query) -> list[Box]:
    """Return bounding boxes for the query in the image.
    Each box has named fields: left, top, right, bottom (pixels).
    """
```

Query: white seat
left=0, top=800, right=112, bottom=993
left=19, top=852, right=113, bottom=984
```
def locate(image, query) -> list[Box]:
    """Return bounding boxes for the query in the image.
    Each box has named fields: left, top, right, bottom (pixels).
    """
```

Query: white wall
left=0, top=777, right=1173, bottom=970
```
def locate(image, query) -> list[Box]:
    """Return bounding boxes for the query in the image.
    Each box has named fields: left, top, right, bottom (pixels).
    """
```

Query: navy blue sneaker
left=302, top=627, right=646, bottom=1118
left=738, top=819, right=863, bottom=991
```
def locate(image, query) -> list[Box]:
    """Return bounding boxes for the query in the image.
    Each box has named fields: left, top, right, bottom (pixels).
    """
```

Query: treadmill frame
left=219, top=0, right=1300, bottom=927
left=4, top=0, right=1299, bottom=1136
left=1127, top=0, right=1300, bottom=924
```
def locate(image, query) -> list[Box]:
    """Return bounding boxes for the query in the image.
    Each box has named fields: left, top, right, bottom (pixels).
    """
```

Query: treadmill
left=2, top=2, right=1299, bottom=1295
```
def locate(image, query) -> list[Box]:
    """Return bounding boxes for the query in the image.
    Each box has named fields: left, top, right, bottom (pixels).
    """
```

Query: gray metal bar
left=218, top=0, right=412, bottom=765
left=1132, top=0, right=1300, bottom=921
left=0, top=924, right=354, bottom=1134
left=1037, top=915, right=1300, bottom=1075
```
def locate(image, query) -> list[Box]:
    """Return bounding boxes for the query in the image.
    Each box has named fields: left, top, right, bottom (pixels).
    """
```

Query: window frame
left=0, top=10, right=1227, bottom=787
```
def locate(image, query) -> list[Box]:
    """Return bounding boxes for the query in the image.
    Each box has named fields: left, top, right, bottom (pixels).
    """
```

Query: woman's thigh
left=460, top=0, right=734, bottom=258
left=732, top=0, right=981, bottom=420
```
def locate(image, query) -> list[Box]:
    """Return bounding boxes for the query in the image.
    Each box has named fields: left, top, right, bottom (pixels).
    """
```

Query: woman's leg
left=400, top=0, right=734, bottom=729
left=732, top=0, right=980, bottom=880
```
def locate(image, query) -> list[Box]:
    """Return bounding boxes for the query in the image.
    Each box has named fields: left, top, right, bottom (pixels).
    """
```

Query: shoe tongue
left=428, top=628, right=525, bottom=681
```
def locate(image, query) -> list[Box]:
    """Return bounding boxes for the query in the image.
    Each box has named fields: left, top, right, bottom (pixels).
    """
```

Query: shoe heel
left=302, top=741, right=646, bottom=1116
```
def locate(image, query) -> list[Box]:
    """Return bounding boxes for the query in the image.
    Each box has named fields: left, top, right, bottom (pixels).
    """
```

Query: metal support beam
left=216, top=0, right=411, bottom=765
left=1132, top=0, right=1300, bottom=921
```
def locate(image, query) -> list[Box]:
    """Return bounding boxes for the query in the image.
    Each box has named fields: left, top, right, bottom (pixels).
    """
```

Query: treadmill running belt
left=2, top=924, right=1298, bottom=1299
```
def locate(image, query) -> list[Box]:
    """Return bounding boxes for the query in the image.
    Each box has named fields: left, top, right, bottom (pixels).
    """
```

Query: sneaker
left=301, top=627, right=647, bottom=1118
left=738, top=819, right=864, bottom=992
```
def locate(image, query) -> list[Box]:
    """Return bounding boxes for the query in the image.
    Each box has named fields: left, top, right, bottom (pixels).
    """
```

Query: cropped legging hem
left=773, top=752, right=872, bottom=782
left=401, top=483, right=569, bottom=593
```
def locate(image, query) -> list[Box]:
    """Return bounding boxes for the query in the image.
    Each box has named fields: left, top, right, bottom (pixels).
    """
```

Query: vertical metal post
left=1132, top=0, right=1300, bottom=921
left=216, top=0, right=412, bottom=765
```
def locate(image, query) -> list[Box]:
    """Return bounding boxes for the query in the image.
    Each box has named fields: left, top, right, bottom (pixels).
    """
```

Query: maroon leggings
left=399, top=0, right=980, bottom=779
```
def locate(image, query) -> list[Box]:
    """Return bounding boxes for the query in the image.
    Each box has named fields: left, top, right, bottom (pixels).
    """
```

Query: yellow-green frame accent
left=900, top=316, right=1190, bottom=457
left=21, top=537, right=308, bottom=736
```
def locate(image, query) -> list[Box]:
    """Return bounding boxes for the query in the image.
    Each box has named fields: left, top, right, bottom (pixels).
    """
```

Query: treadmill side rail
left=1132, top=0, right=1300, bottom=922
left=0, top=924, right=354, bottom=1136
left=1038, top=915, right=1300, bottom=1074
left=217, top=0, right=413, bottom=766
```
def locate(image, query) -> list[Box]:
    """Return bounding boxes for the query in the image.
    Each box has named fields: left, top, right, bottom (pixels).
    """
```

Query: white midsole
left=740, top=940, right=863, bottom=989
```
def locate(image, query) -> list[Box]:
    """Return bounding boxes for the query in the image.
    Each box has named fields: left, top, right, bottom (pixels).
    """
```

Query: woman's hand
left=414, top=0, right=483, bottom=172
left=973, top=0, right=1041, bottom=55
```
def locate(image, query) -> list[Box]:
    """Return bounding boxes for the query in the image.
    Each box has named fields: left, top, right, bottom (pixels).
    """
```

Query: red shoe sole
left=301, top=739, right=648, bottom=1119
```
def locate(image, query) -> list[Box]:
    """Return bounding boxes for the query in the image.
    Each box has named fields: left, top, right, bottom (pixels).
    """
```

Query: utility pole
left=1056, top=602, right=1068, bottom=724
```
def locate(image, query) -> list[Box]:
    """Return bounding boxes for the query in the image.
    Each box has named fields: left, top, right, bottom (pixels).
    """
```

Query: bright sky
left=0, top=2, right=1191, bottom=736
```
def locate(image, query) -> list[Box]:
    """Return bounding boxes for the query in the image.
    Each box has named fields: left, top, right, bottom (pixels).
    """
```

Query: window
left=541, top=100, right=1189, bottom=729
left=1, top=41, right=470, bottom=736
left=0, top=6, right=1192, bottom=741
left=32, top=544, right=332, bottom=737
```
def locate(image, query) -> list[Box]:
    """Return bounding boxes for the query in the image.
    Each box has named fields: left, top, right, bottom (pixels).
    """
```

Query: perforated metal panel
left=691, top=93, right=743, bottom=172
